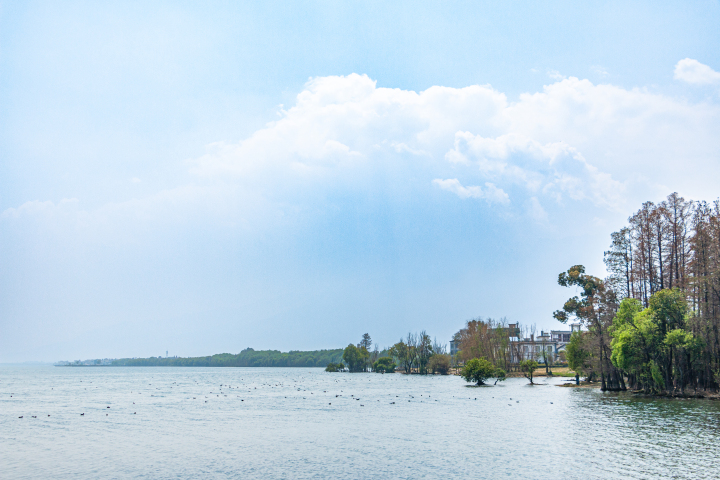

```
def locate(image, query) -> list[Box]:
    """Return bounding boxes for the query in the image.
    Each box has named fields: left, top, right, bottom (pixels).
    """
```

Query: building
left=508, top=326, right=576, bottom=364
left=450, top=322, right=579, bottom=366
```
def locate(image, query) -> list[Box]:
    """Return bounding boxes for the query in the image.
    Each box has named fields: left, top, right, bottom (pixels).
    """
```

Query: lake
left=1, top=366, right=719, bottom=479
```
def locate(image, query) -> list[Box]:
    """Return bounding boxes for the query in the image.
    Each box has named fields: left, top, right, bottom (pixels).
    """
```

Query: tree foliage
left=559, top=193, right=720, bottom=394
left=373, top=357, right=396, bottom=373
left=325, top=362, right=345, bottom=372
left=565, top=331, right=593, bottom=380
left=460, top=357, right=504, bottom=385
left=428, top=354, right=451, bottom=375
left=112, top=348, right=344, bottom=368
left=519, top=359, right=539, bottom=384
left=343, top=344, right=370, bottom=372
left=453, top=317, right=516, bottom=371
left=554, top=265, right=624, bottom=391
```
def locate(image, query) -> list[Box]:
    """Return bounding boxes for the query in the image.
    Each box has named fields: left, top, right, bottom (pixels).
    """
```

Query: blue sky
left=1, top=1, right=720, bottom=362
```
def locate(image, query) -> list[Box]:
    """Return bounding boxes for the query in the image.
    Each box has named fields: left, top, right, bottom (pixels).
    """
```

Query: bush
left=325, top=362, right=345, bottom=372
left=373, top=357, right=396, bottom=373
left=519, top=359, right=539, bottom=384
left=428, top=354, right=451, bottom=375
left=460, top=357, right=498, bottom=385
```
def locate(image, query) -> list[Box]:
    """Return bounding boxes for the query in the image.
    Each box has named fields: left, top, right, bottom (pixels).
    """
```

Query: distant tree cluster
left=112, top=348, right=343, bottom=368
left=331, top=332, right=449, bottom=375
left=555, top=193, right=720, bottom=394
left=388, top=331, right=450, bottom=375
left=453, top=317, right=515, bottom=372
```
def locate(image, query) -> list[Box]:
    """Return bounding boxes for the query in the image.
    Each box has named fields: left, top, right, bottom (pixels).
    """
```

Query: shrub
left=373, top=357, right=396, bottom=373
left=428, top=354, right=451, bottom=375
left=325, top=362, right=345, bottom=372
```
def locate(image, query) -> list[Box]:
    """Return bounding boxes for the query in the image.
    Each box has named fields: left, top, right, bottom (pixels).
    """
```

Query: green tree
left=520, top=359, right=539, bottom=384
left=390, top=341, right=412, bottom=373
left=360, top=333, right=372, bottom=350
left=325, top=362, right=345, bottom=372
left=461, top=357, right=499, bottom=385
left=417, top=331, right=434, bottom=374
left=373, top=357, right=396, bottom=373
left=554, top=265, right=624, bottom=391
left=343, top=344, right=369, bottom=372
left=566, top=331, right=593, bottom=383
left=428, top=354, right=451, bottom=375
left=610, top=291, right=697, bottom=394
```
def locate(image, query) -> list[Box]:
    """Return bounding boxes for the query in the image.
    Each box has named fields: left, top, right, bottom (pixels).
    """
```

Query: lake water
left=1, top=366, right=719, bottom=479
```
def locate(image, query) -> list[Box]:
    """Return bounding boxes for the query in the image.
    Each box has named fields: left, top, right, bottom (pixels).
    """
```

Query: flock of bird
left=8, top=373, right=555, bottom=420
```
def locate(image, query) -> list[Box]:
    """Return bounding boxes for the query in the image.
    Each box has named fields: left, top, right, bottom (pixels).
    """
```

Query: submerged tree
left=373, top=357, right=396, bottom=373
left=325, top=362, right=345, bottom=372
left=519, top=359, right=539, bottom=385
left=461, top=357, right=504, bottom=385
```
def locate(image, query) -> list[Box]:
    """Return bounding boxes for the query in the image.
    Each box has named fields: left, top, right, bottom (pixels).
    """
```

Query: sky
left=1, top=1, right=720, bottom=362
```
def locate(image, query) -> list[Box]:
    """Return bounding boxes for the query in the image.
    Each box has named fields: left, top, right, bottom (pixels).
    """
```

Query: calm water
left=1, top=366, right=719, bottom=479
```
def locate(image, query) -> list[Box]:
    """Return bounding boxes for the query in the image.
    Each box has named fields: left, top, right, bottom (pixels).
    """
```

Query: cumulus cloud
left=6, top=68, right=720, bottom=231
left=191, top=73, right=509, bottom=179
left=432, top=179, right=509, bottom=204
left=674, top=58, right=720, bottom=85
left=444, top=132, right=623, bottom=208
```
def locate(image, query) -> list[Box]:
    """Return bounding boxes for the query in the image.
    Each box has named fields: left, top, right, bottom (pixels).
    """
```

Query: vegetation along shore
left=57, top=193, right=720, bottom=398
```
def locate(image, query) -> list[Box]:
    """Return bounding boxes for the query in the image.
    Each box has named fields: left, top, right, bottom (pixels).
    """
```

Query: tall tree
left=554, top=265, right=624, bottom=391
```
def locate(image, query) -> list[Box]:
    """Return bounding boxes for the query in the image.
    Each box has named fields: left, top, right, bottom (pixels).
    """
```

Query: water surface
left=1, top=366, right=719, bottom=479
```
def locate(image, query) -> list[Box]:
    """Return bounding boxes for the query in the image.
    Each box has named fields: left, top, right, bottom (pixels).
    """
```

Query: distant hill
left=110, top=348, right=344, bottom=368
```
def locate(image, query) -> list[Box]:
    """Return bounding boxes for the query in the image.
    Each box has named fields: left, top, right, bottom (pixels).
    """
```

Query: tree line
left=329, top=332, right=452, bottom=374
left=112, top=348, right=343, bottom=368
left=557, top=192, right=720, bottom=394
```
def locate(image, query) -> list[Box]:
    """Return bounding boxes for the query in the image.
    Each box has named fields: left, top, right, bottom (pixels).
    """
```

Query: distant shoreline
left=54, top=348, right=344, bottom=368
left=54, top=364, right=328, bottom=368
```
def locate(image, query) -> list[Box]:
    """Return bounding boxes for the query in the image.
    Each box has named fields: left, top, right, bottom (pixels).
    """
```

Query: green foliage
left=325, top=362, right=345, bottom=372
left=609, top=290, right=699, bottom=393
left=553, top=265, right=604, bottom=324
left=417, top=332, right=434, bottom=374
left=461, top=357, right=499, bottom=385
left=427, top=354, right=450, bottom=375
left=390, top=341, right=412, bottom=373
left=565, top=331, right=593, bottom=378
left=111, top=348, right=344, bottom=368
left=649, top=288, right=688, bottom=334
left=373, top=357, right=396, bottom=373
left=343, top=344, right=370, bottom=372
left=519, top=359, right=539, bottom=384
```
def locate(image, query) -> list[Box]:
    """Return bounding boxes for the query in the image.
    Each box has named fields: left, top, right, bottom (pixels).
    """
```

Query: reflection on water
left=1, top=366, right=719, bottom=479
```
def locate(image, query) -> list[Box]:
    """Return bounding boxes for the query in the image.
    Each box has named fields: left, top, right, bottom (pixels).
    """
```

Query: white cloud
left=432, top=178, right=510, bottom=204
left=1, top=198, right=79, bottom=219
left=444, top=132, right=623, bottom=208
left=6, top=67, right=720, bottom=230
left=674, top=58, right=720, bottom=85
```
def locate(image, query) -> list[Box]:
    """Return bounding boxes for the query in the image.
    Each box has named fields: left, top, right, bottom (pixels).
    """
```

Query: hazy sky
left=1, top=1, right=720, bottom=362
